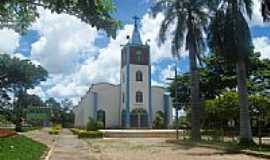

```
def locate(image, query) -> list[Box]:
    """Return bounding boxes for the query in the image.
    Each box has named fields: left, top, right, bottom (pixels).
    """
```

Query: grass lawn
left=0, top=135, right=48, bottom=160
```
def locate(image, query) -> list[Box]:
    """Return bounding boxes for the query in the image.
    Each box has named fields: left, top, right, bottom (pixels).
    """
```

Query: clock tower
left=120, top=17, right=152, bottom=128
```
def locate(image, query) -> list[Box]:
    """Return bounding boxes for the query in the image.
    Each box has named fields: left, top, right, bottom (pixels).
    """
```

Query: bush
left=70, top=128, right=104, bottom=138
left=153, top=112, right=165, bottom=129
left=53, top=124, right=62, bottom=130
left=96, top=121, right=104, bottom=129
left=48, top=124, right=62, bottom=135
left=86, top=117, right=97, bottom=131
left=70, top=128, right=80, bottom=135
left=48, top=128, right=60, bottom=135
left=78, top=130, right=104, bottom=138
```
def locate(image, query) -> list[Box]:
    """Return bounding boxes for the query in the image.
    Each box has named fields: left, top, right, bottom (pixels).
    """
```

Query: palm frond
left=262, top=0, right=270, bottom=21
left=242, top=0, right=253, bottom=19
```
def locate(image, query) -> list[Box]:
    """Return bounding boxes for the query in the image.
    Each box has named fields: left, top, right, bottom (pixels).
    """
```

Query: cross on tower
left=132, top=16, right=140, bottom=28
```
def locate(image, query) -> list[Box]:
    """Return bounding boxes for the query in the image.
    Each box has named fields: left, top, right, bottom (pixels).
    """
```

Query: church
left=74, top=18, right=173, bottom=129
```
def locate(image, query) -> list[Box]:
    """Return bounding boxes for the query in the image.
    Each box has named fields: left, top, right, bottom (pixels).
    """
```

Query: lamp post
left=167, top=60, right=180, bottom=140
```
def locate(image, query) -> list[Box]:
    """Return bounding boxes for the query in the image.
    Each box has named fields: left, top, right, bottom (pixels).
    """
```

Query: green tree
left=61, top=98, right=75, bottom=127
left=151, top=0, right=216, bottom=142
left=0, top=54, right=48, bottom=131
left=45, top=97, right=62, bottom=124
left=208, top=0, right=254, bottom=144
left=168, top=73, right=190, bottom=111
left=0, top=0, right=121, bottom=38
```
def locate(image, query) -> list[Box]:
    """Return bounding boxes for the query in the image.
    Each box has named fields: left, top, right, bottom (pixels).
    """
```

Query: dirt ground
left=24, top=129, right=268, bottom=160
left=84, top=138, right=267, bottom=160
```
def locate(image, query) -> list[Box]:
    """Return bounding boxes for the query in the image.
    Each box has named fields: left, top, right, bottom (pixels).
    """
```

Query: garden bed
left=0, top=129, right=17, bottom=138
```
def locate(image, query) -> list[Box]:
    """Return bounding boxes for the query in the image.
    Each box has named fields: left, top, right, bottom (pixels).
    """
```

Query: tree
left=0, top=53, right=48, bottom=131
left=262, top=0, right=270, bottom=21
left=45, top=97, right=62, bottom=124
left=0, top=0, right=121, bottom=38
left=151, top=0, right=216, bottom=142
left=208, top=0, right=255, bottom=144
left=61, top=98, right=75, bottom=127
left=17, top=93, right=44, bottom=108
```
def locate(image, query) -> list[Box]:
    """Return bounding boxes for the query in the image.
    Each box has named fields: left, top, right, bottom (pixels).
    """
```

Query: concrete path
left=49, top=129, right=90, bottom=160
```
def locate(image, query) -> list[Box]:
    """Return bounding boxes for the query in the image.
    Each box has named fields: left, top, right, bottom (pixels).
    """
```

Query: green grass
left=0, top=135, right=48, bottom=160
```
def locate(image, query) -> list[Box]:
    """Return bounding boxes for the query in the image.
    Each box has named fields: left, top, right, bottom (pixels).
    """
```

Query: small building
left=74, top=19, right=173, bottom=129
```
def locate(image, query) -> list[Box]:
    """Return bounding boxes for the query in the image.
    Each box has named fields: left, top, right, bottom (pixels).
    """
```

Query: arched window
left=136, top=50, right=142, bottom=64
left=136, top=71, right=143, bottom=81
left=136, top=91, right=143, bottom=103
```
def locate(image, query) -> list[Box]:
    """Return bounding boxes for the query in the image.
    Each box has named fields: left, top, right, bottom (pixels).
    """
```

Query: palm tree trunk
left=189, top=47, right=201, bottom=142
left=236, top=59, right=253, bottom=144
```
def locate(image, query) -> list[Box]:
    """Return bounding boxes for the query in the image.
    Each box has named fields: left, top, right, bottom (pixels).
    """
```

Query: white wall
left=92, top=83, right=120, bottom=128
left=151, top=86, right=166, bottom=115
left=129, top=64, right=149, bottom=112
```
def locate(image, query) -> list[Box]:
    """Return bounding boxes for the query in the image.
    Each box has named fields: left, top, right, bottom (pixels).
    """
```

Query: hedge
left=48, top=124, right=62, bottom=135
left=70, top=128, right=104, bottom=138
left=48, top=128, right=60, bottom=135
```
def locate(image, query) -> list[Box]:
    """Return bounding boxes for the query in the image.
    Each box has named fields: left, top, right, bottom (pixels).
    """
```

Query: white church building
left=74, top=19, right=173, bottom=129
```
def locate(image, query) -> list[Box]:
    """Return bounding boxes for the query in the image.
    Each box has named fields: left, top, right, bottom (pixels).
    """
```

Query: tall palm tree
left=208, top=0, right=254, bottom=144
left=151, top=0, right=215, bottom=141
left=262, top=0, right=270, bottom=21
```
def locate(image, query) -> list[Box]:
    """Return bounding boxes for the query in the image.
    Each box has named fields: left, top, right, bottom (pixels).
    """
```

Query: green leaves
left=151, top=0, right=210, bottom=58
left=207, top=0, right=254, bottom=63
left=0, top=53, right=48, bottom=101
left=0, top=0, right=120, bottom=38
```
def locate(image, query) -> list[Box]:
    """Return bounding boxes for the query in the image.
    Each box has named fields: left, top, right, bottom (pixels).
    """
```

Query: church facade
left=74, top=20, right=173, bottom=129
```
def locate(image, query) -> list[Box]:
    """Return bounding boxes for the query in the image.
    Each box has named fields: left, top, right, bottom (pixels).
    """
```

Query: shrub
left=48, top=128, right=60, bottom=135
left=86, top=117, right=97, bottom=131
left=48, top=124, right=62, bottom=135
left=70, top=128, right=80, bottom=135
left=153, top=112, right=165, bottom=129
left=53, top=124, right=62, bottom=130
left=78, top=130, right=104, bottom=138
left=96, top=121, right=104, bottom=129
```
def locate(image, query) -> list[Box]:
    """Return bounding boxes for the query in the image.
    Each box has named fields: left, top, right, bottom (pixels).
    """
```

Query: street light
left=166, top=60, right=180, bottom=140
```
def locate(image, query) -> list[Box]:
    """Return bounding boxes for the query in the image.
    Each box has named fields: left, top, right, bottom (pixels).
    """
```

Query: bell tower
left=120, top=17, right=152, bottom=128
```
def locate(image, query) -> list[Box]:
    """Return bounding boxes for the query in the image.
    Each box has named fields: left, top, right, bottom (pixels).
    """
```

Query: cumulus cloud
left=31, top=8, right=99, bottom=74
left=254, top=36, right=270, bottom=59
left=0, top=28, right=20, bottom=53
left=159, top=65, right=175, bottom=82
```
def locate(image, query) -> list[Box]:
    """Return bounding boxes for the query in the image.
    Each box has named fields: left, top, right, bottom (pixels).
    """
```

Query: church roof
left=129, top=16, right=142, bottom=45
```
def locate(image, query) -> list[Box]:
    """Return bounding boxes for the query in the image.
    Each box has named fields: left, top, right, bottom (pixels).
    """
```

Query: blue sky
left=0, top=0, right=269, bottom=104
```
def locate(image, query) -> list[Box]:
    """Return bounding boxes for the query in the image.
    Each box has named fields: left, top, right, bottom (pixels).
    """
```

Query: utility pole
left=174, top=65, right=179, bottom=140
left=167, top=61, right=180, bottom=140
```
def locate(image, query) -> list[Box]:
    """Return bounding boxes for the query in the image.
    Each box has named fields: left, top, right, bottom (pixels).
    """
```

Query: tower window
left=136, top=71, right=143, bottom=81
left=136, top=91, right=143, bottom=103
left=122, top=93, right=125, bottom=103
left=136, top=50, right=142, bottom=64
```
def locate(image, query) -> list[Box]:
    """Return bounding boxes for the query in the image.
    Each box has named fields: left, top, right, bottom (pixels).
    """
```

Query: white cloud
left=253, top=36, right=270, bottom=59
left=0, top=28, right=20, bottom=53
left=160, top=65, right=175, bottom=82
left=31, top=8, right=99, bottom=74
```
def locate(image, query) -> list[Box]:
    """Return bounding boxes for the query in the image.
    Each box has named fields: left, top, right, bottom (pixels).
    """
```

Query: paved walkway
left=50, top=129, right=90, bottom=160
